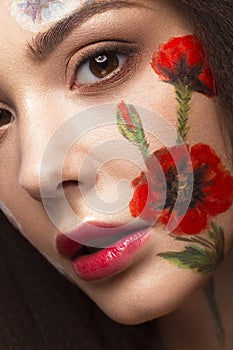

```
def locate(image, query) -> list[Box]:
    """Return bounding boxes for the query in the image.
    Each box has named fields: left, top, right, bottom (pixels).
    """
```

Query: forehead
left=0, top=0, right=153, bottom=60
left=1, top=0, right=144, bottom=47
left=4, top=0, right=147, bottom=34
left=0, top=0, right=155, bottom=98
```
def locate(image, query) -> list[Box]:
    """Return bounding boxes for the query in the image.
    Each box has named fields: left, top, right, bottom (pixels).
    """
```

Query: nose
left=17, top=97, right=135, bottom=223
left=18, top=98, right=83, bottom=200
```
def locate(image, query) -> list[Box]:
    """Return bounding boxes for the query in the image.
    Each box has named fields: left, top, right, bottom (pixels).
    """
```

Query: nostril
left=58, top=180, right=80, bottom=192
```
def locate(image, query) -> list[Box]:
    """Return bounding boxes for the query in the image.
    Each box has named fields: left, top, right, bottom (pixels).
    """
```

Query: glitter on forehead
left=16, top=0, right=65, bottom=23
left=11, top=0, right=92, bottom=32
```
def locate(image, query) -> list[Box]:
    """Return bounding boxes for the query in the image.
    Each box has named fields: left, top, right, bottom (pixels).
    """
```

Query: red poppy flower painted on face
left=130, top=143, right=233, bottom=235
left=117, top=102, right=232, bottom=274
left=151, top=35, right=215, bottom=97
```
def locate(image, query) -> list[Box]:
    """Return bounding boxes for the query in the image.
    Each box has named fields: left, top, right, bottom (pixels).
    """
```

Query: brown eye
left=90, top=53, right=119, bottom=78
left=75, top=50, right=126, bottom=86
left=0, top=109, right=13, bottom=127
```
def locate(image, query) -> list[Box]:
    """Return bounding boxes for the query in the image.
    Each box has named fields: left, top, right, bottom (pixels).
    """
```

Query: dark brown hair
left=177, top=0, right=233, bottom=119
left=0, top=212, right=160, bottom=350
left=0, top=1, right=232, bottom=349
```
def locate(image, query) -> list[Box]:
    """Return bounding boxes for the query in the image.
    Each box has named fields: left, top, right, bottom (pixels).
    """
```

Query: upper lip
left=57, top=219, right=150, bottom=250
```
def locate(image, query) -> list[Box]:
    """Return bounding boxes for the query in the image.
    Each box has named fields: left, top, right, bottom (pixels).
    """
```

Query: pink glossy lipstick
left=55, top=222, right=151, bottom=281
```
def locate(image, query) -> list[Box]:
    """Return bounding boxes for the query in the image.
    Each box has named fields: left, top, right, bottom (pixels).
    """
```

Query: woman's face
left=0, top=0, right=232, bottom=324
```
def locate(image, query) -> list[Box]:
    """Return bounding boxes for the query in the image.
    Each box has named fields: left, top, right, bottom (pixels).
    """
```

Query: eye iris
left=90, top=53, right=119, bottom=78
left=0, top=109, right=13, bottom=127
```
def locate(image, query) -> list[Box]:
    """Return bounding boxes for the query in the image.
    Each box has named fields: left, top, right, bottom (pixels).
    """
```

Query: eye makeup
left=0, top=109, right=14, bottom=128
left=67, top=41, right=141, bottom=94
left=0, top=103, right=15, bottom=141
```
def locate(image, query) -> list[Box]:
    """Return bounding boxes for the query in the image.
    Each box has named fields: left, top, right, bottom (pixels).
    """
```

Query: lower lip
left=72, top=228, right=151, bottom=281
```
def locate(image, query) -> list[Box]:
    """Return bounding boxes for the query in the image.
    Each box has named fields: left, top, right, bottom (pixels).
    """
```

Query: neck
left=158, top=247, right=233, bottom=350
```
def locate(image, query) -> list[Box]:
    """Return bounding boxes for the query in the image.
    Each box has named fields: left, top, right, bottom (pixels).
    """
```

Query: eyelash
left=69, top=41, right=140, bottom=94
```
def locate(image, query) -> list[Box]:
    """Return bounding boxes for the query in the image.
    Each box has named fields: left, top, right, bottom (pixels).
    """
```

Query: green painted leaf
left=208, top=223, right=225, bottom=264
left=158, top=245, right=217, bottom=274
left=158, top=222, right=225, bottom=275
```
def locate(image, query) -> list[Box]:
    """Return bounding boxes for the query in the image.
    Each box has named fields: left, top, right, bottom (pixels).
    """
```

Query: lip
left=55, top=221, right=151, bottom=281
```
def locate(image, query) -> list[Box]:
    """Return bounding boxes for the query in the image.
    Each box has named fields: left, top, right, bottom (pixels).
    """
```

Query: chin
left=56, top=231, right=211, bottom=326
left=77, top=269, right=209, bottom=326
left=95, top=295, right=183, bottom=326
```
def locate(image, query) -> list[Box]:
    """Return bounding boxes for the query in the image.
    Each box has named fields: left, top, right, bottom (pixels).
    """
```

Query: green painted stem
left=175, top=83, right=192, bottom=144
left=204, top=277, right=225, bottom=348
left=141, top=146, right=150, bottom=161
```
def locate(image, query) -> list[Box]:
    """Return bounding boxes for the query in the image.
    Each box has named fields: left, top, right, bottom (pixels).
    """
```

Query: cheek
left=115, top=64, right=222, bottom=150
left=118, top=68, right=227, bottom=163
left=116, top=62, right=179, bottom=126
left=0, top=153, right=25, bottom=233
left=114, top=35, right=233, bottom=286
left=185, top=94, right=229, bottom=158
left=0, top=163, right=56, bottom=256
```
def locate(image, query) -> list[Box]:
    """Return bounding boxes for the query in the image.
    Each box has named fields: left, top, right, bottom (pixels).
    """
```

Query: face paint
left=151, top=35, right=215, bottom=96
left=116, top=35, right=233, bottom=276
left=11, top=0, right=92, bottom=32
left=151, top=35, right=215, bottom=143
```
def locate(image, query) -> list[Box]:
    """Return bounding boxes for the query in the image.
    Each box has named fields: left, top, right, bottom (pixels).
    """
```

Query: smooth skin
left=0, top=1, right=232, bottom=348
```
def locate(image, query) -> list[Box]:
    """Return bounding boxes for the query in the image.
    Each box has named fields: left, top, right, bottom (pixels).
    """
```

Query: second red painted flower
left=130, top=143, right=233, bottom=234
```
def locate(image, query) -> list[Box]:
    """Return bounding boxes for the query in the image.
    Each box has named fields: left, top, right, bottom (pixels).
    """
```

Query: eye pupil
left=95, top=55, right=108, bottom=65
left=0, top=109, right=13, bottom=127
left=90, top=52, right=119, bottom=78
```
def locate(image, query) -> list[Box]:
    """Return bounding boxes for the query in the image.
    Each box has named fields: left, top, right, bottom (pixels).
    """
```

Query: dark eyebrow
left=27, top=1, right=145, bottom=62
